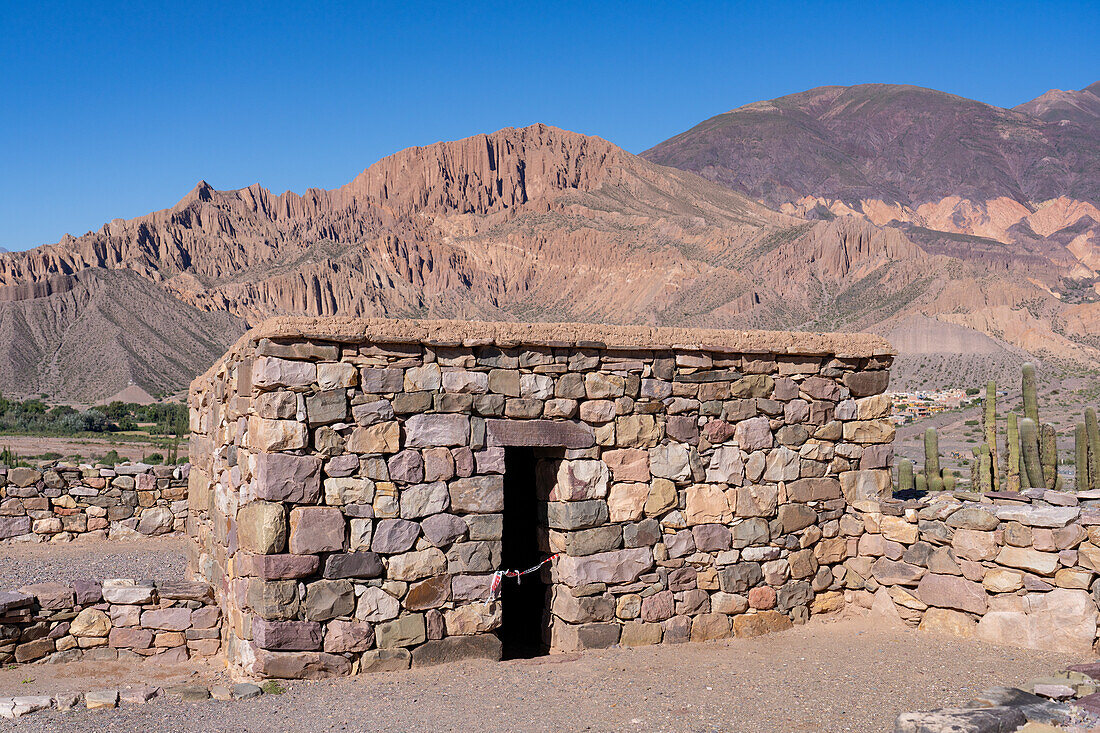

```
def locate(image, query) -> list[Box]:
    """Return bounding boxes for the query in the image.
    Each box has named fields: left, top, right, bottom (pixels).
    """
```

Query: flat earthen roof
left=195, top=317, right=893, bottom=389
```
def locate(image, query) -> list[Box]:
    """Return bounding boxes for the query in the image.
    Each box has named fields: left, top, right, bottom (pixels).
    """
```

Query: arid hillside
left=5, top=120, right=1098, bottom=399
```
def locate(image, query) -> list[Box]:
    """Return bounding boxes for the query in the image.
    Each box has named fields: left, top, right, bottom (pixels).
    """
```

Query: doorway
left=498, top=447, right=551, bottom=659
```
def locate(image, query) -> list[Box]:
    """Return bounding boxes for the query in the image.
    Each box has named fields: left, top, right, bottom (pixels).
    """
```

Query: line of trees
left=0, top=395, right=187, bottom=436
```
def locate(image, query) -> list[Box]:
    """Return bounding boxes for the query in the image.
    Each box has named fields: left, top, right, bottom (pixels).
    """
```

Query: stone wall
left=0, top=463, right=188, bottom=543
left=847, top=488, right=1100, bottom=654
left=0, top=579, right=220, bottom=666
left=188, top=317, right=894, bottom=678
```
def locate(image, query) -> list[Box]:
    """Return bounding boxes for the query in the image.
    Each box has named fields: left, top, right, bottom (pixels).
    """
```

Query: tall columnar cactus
left=1041, top=423, right=1058, bottom=491
left=1022, top=362, right=1039, bottom=426
left=978, top=445, right=993, bottom=493
left=1006, top=413, right=1021, bottom=492
left=1077, top=422, right=1089, bottom=492
left=898, top=459, right=915, bottom=493
left=1087, top=407, right=1100, bottom=491
left=983, top=380, right=999, bottom=490
left=924, top=427, right=942, bottom=491
left=1020, top=418, right=1045, bottom=489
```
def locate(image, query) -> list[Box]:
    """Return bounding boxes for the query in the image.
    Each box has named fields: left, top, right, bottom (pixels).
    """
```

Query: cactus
left=1006, top=413, right=1021, bottom=492
left=924, top=427, right=941, bottom=487
left=942, top=468, right=957, bottom=491
left=898, top=458, right=915, bottom=493
left=1041, top=423, right=1058, bottom=490
left=983, top=380, right=999, bottom=490
left=1020, top=418, right=1044, bottom=489
left=978, top=445, right=993, bottom=492
left=1087, top=407, right=1100, bottom=491
left=1022, top=362, right=1039, bottom=426
left=1077, top=422, right=1089, bottom=491
left=915, top=472, right=928, bottom=492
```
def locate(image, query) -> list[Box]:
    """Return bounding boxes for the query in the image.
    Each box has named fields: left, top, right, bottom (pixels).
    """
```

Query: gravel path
left=8, top=616, right=1083, bottom=733
left=0, top=535, right=189, bottom=588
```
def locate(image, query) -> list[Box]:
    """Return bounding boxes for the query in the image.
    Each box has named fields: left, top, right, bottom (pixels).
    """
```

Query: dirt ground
left=4, top=615, right=1084, bottom=733
left=0, top=535, right=189, bottom=588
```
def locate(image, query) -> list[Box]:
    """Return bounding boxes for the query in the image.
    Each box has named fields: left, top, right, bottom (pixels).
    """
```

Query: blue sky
left=1, top=1, right=1097, bottom=251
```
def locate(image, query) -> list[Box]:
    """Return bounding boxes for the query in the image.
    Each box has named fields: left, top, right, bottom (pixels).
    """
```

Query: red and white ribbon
left=486, top=554, right=559, bottom=604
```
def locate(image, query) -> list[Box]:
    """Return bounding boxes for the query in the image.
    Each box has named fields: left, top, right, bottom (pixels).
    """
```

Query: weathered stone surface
left=421, top=513, right=467, bottom=546
left=411, top=635, right=502, bottom=667
left=355, top=587, right=401, bottom=621
left=238, top=501, right=287, bottom=555
left=546, top=500, right=609, bottom=530
left=449, top=476, right=505, bottom=513
left=718, top=562, right=763, bottom=593
left=871, top=558, right=925, bottom=586
left=946, top=507, right=1000, bottom=531
left=786, top=478, right=842, bottom=502
left=778, top=504, right=817, bottom=533
left=995, top=546, right=1059, bottom=576
left=101, top=579, right=156, bottom=605
left=323, top=552, right=384, bottom=579
left=839, top=470, right=891, bottom=502
left=485, top=419, right=594, bottom=449
left=894, top=706, right=1026, bottom=733
left=248, top=417, right=308, bottom=451
left=603, top=449, right=650, bottom=482
left=388, top=548, right=448, bottom=581
left=977, top=588, right=1097, bottom=653
left=70, top=608, right=111, bottom=637
left=347, top=421, right=401, bottom=454
left=607, top=482, right=648, bottom=522
left=322, top=620, right=375, bottom=653
left=684, top=484, right=732, bottom=524
left=616, top=415, right=659, bottom=448
left=254, top=453, right=322, bottom=503
left=556, top=548, right=654, bottom=585
left=705, top=446, right=744, bottom=484
left=734, top=484, right=778, bottom=518
left=253, top=650, right=352, bottom=679
left=252, top=619, right=323, bottom=651
left=288, top=506, right=345, bottom=554
left=246, top=554, right=320, bottom=579
left=376, top=614, right=427, bottom=648
left=399, top=481, right=450, bottom=519
left=644, top=478, right=677, bottom=516
left=649, top=444, right=692, bottom=481
left=141, top=607, right=192, bottom=631
left=303, top=579, right=355, bottom=621
left=552, top=460, right=610, bottom=501
left=731, top=610, right=793, bottom=638
left=734, top=417, right=773, bottom=450
left=994, top=505, right=1079, bottom=528
left=917, top=574, right=988, bottom=614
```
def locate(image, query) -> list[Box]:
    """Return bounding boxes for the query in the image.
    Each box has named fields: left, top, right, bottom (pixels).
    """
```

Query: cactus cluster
left=903, top=361, right=1100, bottom=494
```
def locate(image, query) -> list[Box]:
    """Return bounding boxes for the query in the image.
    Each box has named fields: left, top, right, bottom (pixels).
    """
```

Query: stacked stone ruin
left=188, top=317, right=895, bottom=678
left=0, top=463, right=188, bottom=542
left=0, top=579, right=220, bottom=666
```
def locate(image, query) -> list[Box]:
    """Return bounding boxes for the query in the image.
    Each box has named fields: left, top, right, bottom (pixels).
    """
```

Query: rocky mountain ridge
left=6, top=94, right=1100, bottom=400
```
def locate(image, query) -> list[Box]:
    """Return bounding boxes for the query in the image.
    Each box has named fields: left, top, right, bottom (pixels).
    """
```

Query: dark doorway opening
left=499, top=447, right=550, bottom=659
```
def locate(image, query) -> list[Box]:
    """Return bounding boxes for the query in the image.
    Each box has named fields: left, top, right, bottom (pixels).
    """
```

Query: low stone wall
left=0, top=578, right=221, bottom=666
left=0, top=463, right=189, bottom=543
left=847, top=487, right=1100, bottom=654
left=189, top=317, right=895, bottom=678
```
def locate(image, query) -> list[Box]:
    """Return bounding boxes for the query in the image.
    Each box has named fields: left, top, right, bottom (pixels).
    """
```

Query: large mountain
left=5, top=92, right=1100, bottom=400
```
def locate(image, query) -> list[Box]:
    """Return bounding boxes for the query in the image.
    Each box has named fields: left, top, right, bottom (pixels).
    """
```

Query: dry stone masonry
left=849, top=488, right=1100, bottom=654
left=0, top=462, right=188, bottom=543
left=188, top=317, right=894, bottom=678
left=0, top=578, right=220, bottom=666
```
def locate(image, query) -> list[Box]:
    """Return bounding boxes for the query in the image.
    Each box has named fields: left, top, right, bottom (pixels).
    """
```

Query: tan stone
left=1055, top=567, right=1092, bottom=589
left=387, top=548, right=447, bottom=581
left=237, top=501, right=287, bottom=555
left=248, top=416, right=308, bottom=451
left=603, top=449, right=650, bottom=482
left=70, top=608, right=111, bottom=638
left=855, top=394, right=892, bottom=419
left=615, top=415, right=659, bottom=448
left=951, top=529, right=998, bottom=562
left=444, top=603, right=501, bottom=635
left=684, top=484, right=732, bottom=525
left=842, top=420, right=896, bottom=444
left=608, top=482, right=648, bottom=522
left=644, top=478, right=678, bottom=517
left=879, top=516, right=918, bottom=544
left=995, top=546, right=1060, bottom=576
left=731, top=610, right=793, bottom=638
left=982, top=568, right=1024, bottom=593
left=919, top=608, right=976, bottom=639
left=620, top=621, right=662, bottom=646
left=811, top=591, right=844, bottom=615
left=690, top=613, right=731, bottom=642
left=347, top=422, right=401, bottom=454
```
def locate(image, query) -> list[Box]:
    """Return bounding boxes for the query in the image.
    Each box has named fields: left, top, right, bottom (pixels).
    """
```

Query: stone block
left=546, top=500, right=609, bottom=530
left=252, top=618, right=323, bottom=651
left=376, top=614, right=427, bottom=648
left=556, top=547, right=654, bottom=586
left=411, top=635, right=502, bottom=667
left=399, top=481, right=450, bottom=519
left=289, top=507, right=345, bottom=554
left=101, top=579, right=156, bottom=605
left=323, top=552, right=384, bottom=579
left=731, top=610, right=793, bottom=638
left=388, top=548, right=448, bottom=581
left=347, top=422, right=401, bottom=454
left=252, top=650, right=352, bottom=679
left=449, top=475, right=505, bottom=513
left=141, top=608, right=192, bottom=631
left=306, top=389, right=348, bottom=425
left=248, top=417, right=308, bottom=451
left=917, top=574, right=988, bottom=614
left=303, top=579, right=355, bottom=621
left=323, top=620, right=375, bottom=653
left=485, top=419, right=594, bottom=449
left=607, top=482, right=648, bottom=522
left=254, top=453, right=322, bottom=503
left=405, top=414, right=470, bottom=447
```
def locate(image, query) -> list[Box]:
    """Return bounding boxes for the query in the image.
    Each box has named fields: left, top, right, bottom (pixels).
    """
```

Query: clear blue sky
left=2, top=1, right=1097, bottom=251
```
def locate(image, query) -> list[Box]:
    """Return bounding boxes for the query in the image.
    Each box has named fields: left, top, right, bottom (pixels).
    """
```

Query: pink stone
left=289, top=507, right=345, bottom=554
left=323, top=620, right=375, bottom=653
left=748, top=586, right=777, bottom=610
left=254, top=453, right=322, bottom=503
left=253, top=618, right=323, bottom=651
left=603, top=449, right=650, bottom=482
left=108, top=627, right=154, bottom=649
left=917, top=574, right=988, bottom=615
left=640, top=590, right=675, bottom=622
left=191, top=606, right=221, bottom=630
left=244, top=553, right=321, bottom=579
left=140, top=608, right=193, bottom=631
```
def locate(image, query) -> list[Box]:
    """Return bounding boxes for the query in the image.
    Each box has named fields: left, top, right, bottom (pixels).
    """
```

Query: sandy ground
left=4, top=616, right=1085, bottom=733
left=0, top=535, right=189, bottom=588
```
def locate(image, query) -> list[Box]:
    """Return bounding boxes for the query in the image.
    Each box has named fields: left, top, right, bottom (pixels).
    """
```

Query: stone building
left=188, top=318, right=894, bottom=678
